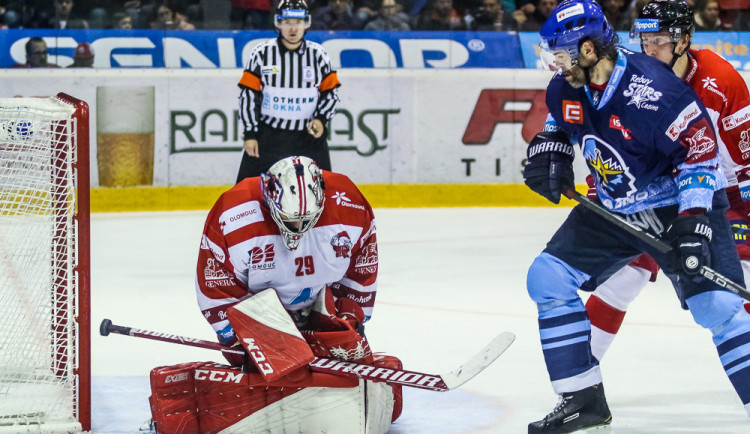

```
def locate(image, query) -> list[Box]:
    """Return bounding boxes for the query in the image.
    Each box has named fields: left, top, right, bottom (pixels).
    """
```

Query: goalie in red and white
left=149, top=156, right=401, bottom=433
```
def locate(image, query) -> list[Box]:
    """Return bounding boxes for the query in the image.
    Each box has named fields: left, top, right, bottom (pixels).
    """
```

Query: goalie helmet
left=539, top=0, right=614, bottom=68
left=261, top=156, right=325, bottom=250
left=274, top=0, right=312, bottom=29
left=630, top=0, right=694, bottom=45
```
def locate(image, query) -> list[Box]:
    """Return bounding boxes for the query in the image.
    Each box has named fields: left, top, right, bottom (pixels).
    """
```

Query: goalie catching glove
left=523, top=131, right=575, bottom=204
left=302, top=287, right=374, bottom=364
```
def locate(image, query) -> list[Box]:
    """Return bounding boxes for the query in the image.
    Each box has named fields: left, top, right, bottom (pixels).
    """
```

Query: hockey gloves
left=523, top=131, right=575, bottom=204
left=666, top=214, right=712, bottom=280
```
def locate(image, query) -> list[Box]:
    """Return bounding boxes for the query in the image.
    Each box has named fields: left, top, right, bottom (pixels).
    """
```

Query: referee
left=236, top=0, right=341, bottom=182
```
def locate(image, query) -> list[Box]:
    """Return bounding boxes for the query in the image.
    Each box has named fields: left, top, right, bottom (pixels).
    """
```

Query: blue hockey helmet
left=539, top=0, right=614, bottom=68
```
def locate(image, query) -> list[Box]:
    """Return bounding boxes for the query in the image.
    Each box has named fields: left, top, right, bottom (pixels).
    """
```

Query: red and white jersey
left=684, top=48, right=750, bottom=186
left=196, top=171, right=378, bottom=335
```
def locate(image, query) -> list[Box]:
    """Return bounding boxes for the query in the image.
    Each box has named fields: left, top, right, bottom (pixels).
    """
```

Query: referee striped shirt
left=238, top=37, right=341, bottom=140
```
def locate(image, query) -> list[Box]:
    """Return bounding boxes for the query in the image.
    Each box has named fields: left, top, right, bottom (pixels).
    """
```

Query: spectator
left=519, top=0, right=555, bottom=31
left=48, top=0, right=89, bottom=29
left=14, top=0, right=51, bottom=29
left=693, top=0, right=721, bottom=30
left=466, top=0, right=516, bottom=30
left=14, top=37, right=60, bottom=68
left=364, top=0, right=411, bottom=29
left=414, top=0, right=466, bottom=30
left=111, top=10, right=133, bottom=28
left=716, top=0, right=749, bottom=30
left=4, top=9, right=21, bottom=28
left=600, top=0, right=629, bottom=30
left=69, top=42, right=94, bottom=68
left=512, top=0, right=535, bottom=28
left=150, top=1, right=196, bottom=29
left=230, top=0, right=273, bottom=29
left=311, top=0, right=367, bottom=29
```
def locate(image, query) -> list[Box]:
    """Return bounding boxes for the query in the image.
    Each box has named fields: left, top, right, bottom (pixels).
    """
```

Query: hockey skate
left=528, top=383, right=612, bottom=433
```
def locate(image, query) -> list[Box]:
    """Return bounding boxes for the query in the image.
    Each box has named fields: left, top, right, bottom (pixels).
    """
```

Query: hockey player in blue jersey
left=523, top=0, right=750, bottom=432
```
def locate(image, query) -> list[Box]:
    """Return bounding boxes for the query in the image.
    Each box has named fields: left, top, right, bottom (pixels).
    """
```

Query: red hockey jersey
left=196, top=171, right=377, bottom=337
left=684, top=48, right=750, bottom=186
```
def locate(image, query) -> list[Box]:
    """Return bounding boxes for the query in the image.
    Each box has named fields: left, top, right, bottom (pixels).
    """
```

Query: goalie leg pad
left=151, top=362, right=393, bottom=433
left=149, top=361, right=209, bottom=434
left=373, top=354, right=404, bottom=422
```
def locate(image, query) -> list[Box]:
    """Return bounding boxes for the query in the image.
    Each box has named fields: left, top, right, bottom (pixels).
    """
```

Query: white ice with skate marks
left=92, top=208, right=750, bottom=433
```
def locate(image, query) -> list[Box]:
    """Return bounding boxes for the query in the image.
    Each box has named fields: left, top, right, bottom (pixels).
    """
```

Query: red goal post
left=0, top=93, right=90, bottom=432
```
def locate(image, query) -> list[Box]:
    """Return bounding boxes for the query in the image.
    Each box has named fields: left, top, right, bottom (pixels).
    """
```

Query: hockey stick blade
left=100, top=319, right=514, bottom=392
left=443, top=331, right=516, bottom=390
left=565, top=190, right=750, bottom=302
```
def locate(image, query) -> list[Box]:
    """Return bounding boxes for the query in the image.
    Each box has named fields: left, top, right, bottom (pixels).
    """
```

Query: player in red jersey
left=196, top=155, right=378, bottom=357
left=586, top=0, right=750, bottom=361
left=148, top=156, right=400, bottom=433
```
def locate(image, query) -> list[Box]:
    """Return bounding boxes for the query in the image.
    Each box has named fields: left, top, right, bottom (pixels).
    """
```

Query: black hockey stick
left=99, top=319, right=515, bottom=392
left=564, top=190, right=750, bottom=302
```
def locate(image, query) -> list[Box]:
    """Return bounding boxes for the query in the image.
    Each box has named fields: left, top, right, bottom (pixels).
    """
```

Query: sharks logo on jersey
left=583, top=134, right=636, bottom=198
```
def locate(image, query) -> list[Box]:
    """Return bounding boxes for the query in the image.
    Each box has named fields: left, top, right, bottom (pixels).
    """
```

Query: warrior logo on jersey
left=249, top=244, right=276, bottom=270
left=583, top=134, right=636, bottom=199
left=331, top=231, right=353, bottom=258
left=623, top=75, right=661, bottom=111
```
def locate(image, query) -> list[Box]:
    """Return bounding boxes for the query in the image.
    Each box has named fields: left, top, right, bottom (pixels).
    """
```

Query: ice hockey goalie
left=148, top=156, right=403, bottom=433
left=147, top=288, right=403, bottom=434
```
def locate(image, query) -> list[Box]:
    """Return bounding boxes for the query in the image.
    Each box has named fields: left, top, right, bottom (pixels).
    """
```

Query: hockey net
left=0, top=94, right=90, bottom=432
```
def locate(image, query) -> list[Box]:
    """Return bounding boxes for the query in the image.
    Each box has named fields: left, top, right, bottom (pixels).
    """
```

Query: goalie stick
left=564, top=189, right=750, bottom=303
left=99, top=319, right=514, bottom=392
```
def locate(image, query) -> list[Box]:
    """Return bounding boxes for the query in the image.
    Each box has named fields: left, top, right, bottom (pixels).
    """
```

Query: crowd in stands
left=0, top=0, right=748, bottom=31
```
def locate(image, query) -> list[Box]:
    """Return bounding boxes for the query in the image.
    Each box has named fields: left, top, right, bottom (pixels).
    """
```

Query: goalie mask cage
left=0, top=94, right=90, bottom=433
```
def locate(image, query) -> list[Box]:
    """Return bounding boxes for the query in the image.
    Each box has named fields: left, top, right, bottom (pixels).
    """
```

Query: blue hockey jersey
left=545, top=48, right=726, bottom=215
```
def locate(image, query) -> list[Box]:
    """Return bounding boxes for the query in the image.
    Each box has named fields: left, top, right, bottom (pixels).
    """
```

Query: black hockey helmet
left=275, top=0, right=312, bottom=29
left=630, top=0, right=694, bottom=44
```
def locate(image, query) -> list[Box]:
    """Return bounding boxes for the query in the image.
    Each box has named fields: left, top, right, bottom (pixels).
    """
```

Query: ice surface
left=91, top=208, right=750, bottom=433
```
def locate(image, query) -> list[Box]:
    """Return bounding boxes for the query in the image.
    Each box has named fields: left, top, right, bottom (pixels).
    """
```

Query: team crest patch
left=249, top=244, right=276, bottom=270
left=331, top=231, right=353, bottom=258
left=582, top=134, right=636, bottom=199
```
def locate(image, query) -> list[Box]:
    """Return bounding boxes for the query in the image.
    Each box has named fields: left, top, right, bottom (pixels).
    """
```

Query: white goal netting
left=0, top=97, right=86, bottom=433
